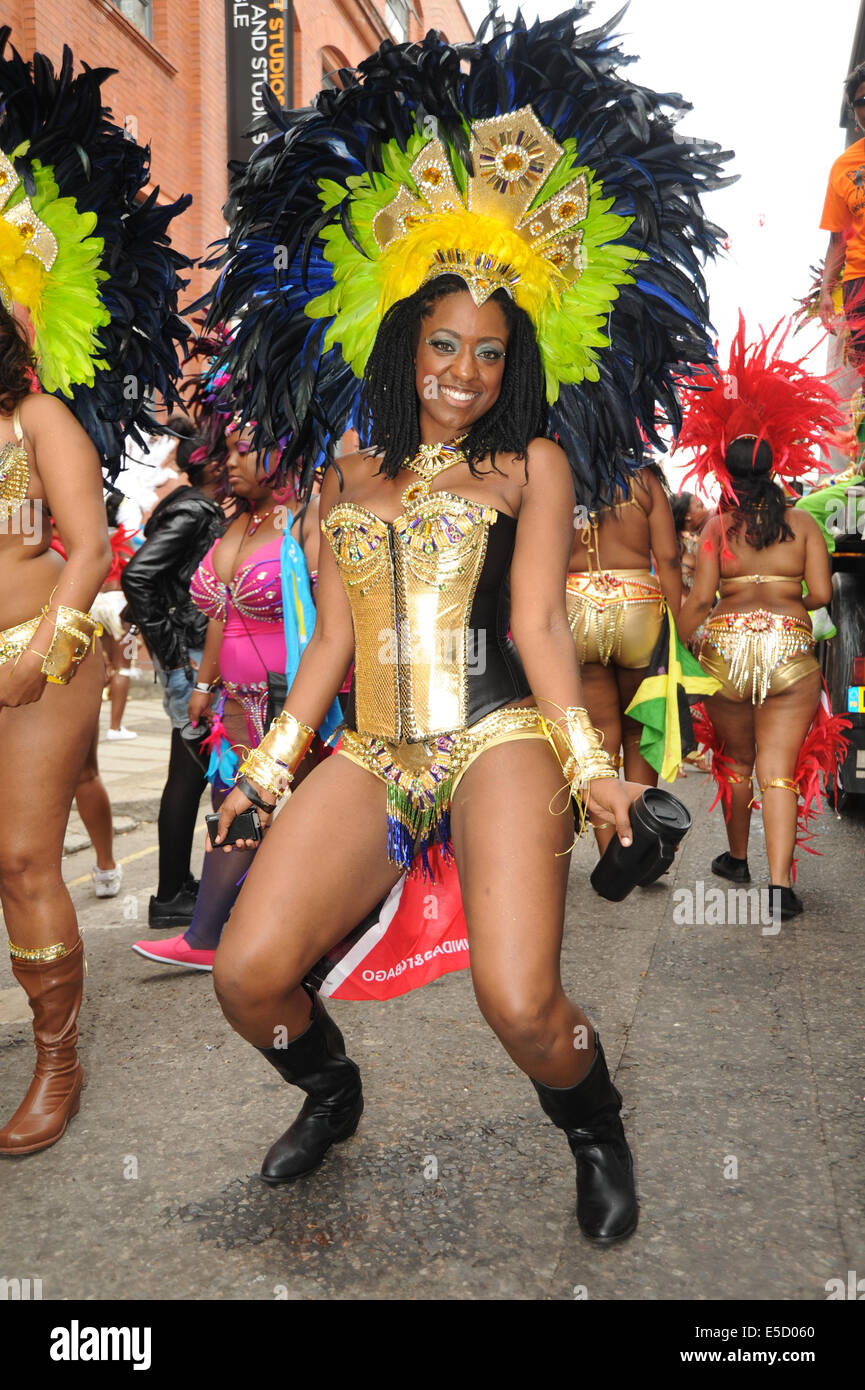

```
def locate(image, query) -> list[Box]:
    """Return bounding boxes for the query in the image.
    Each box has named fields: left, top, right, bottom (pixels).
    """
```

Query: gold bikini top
left=0, top=406, right=28, bottom=525
left=720, top=573, right=804, bottom=592
left=323, top=440, right=499, bottom=744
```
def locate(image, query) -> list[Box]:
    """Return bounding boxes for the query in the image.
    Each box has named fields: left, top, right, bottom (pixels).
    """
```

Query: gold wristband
left=237, top=752, right=294, bottom=801
left=238, top=711, right=315, bottom=801
left=40, top=605, right=102, bottom=685
left=557, top=706, right=618, bottom=793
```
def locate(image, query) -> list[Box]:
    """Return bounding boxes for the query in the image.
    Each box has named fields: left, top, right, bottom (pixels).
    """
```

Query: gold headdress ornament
left=203, top=9, right=734, bottom=507
left=372, top=109, right=588, bottom=309
left=0, top=151, right=58, bottom=313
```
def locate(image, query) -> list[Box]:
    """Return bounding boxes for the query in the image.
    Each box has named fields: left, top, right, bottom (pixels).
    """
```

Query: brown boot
left=0, top=937, right=84, bottom=1155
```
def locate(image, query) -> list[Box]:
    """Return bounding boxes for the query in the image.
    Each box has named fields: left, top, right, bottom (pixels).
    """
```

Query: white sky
left=460, top=0, right=861, bottom=488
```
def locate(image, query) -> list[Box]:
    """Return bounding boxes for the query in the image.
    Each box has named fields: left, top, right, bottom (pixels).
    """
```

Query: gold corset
left=324, top=483, right=498, bottom=742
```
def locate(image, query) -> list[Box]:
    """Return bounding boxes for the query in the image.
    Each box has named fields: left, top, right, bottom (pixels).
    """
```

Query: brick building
left=1, top=1, right=475, bottom=304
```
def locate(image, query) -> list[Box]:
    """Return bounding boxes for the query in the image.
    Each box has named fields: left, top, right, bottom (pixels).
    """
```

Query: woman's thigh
left=451, top=736, right=573, bottom=1012
left=581, top=661, right=623, bottom=751
left=753, top=670, right=821, bottom=774
left=221, top=697, right=250, bottom=749
left=705, top=692, right=756, bottom=768
left=216, top=752, right=403, bottom=990
left=0, top=647, right=103, bottom=871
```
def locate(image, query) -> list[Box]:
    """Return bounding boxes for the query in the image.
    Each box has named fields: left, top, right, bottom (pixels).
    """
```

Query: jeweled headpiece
left=202, top=7, right=734, bottom=507
left=371, top=110, right=589, bottom=310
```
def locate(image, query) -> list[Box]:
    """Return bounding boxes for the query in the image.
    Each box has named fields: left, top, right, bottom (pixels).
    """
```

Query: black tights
left=156, top=728, right=207, bottom=900
left=183, top=842, right=258, bottom=951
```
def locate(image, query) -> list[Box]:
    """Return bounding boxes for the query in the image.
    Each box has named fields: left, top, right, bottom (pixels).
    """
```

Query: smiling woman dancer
left=201, top=9, right=729, bottom=1242
left=0, top=31, right=190, bottom=1155
left=678, top=317, right=845, bottom=920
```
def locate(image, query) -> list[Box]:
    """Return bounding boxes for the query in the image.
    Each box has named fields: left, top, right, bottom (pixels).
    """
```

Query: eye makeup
left=424, top=335, right=506, bottom=361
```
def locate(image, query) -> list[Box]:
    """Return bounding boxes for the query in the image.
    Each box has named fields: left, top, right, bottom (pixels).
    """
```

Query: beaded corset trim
left=0, top=407, right=28, bottom=524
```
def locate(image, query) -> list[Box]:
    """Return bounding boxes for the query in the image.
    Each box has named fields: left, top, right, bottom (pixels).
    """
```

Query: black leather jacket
left=121, top=487, right=225, bottom=670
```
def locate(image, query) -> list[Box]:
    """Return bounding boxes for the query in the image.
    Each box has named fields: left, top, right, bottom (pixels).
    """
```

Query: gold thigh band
left=700, top=610, right=817, bottom=705
left=338, top=706, right=547, bottom=875
left=0, top=615, right=42, bottom=668
left=566, top=568, right=664, bottom=668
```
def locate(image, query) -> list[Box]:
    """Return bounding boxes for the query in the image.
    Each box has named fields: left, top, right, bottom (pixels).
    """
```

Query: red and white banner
left=305, top=848, right=470, bottom=1002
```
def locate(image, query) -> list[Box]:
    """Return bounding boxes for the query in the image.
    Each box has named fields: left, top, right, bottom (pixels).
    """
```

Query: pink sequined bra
left=190, top=537, right=284, bottom=627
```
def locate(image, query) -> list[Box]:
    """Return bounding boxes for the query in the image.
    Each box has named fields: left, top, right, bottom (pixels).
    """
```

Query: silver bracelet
left=194, top=681, right=217, bottom=695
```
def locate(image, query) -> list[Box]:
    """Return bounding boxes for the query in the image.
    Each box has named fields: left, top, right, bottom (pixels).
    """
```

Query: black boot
left=531, top=1034, right=638, bottom=1243
left=255, top=987, right=363, bottom=1184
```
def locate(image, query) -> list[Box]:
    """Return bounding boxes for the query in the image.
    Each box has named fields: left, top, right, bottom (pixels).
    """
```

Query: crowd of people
left=0, top=10, right=860, bottom=1252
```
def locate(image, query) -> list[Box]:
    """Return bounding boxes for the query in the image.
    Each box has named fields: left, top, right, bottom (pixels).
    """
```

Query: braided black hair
left=358, top=275, right=547, bottom=478
left=721, top=438, right=793, bottom=549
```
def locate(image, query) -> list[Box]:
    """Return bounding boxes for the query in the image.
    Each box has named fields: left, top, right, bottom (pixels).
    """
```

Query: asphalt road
left=1, top=696, right=863, bottom=1301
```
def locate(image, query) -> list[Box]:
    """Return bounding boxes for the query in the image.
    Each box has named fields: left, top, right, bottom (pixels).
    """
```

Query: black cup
left=589, top=788, right=692, bottom=902
left=179, top=718, right=211, bottom=772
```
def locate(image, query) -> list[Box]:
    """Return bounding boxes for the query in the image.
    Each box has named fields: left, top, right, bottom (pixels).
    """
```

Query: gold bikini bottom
left=699, top=610, right=818, bottom=705
left=0, top=614, right=42, bottom=667
left=338, top=706, right=548, bottom=875
left=566, top=569, right=664, bottom=668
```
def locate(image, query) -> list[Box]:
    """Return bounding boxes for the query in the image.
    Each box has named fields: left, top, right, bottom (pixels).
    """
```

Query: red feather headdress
left=675, top=312, right=843, bottom=502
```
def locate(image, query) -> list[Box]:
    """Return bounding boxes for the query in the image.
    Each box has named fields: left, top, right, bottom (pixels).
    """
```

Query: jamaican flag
left=625, top=607, right=721, bottom=781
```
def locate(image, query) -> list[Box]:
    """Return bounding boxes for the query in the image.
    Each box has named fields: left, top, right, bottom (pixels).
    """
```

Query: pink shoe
left=131, top=935, right=215, bottom=972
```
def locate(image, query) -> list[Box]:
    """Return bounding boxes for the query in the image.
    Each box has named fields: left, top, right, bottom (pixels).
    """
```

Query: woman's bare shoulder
left=789, top=505, right=821, bottom=540
left=17, top=392, right=76, bottom=429
left=323, top=449, right=381, bottom=492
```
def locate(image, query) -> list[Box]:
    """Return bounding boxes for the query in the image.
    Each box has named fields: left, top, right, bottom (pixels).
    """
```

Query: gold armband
left=41, top=605, right=102, bottom=685
left=238, top=711, right=315, bottom=802
left=556, top=706, right=618, bottom=793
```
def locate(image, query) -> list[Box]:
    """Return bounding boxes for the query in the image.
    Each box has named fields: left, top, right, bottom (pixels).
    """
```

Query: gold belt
left=566, top=568, right=662, bottom=607
left=704, top=610, right=814, bottom=704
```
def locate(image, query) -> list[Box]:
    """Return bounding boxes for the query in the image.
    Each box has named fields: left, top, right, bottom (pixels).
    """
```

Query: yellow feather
left=3, top=253, right=46, bottom=306
left=377, top=208, right=566, bottom=324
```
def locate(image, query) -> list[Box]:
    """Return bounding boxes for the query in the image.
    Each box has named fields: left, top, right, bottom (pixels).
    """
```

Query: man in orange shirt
left=821, top=63, right=865, bottom=366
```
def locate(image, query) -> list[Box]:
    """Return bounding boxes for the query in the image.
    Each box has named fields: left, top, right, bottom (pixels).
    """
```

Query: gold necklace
left=401, top=435, right=468, bottom=486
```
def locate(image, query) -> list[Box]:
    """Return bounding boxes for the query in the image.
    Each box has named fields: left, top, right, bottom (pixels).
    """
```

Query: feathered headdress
left=201, top=6, right=733, bottom=505
left=0, top=28, right=192, bottom=477
left=676, top=312, right=843, bottom=502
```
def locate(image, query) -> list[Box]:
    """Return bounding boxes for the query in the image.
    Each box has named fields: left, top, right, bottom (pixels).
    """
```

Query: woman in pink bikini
left=132, top=428, right=327, bottom=969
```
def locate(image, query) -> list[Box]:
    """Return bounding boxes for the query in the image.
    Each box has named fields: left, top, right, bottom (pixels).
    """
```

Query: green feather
left=9, top=159, right=109, bottom=394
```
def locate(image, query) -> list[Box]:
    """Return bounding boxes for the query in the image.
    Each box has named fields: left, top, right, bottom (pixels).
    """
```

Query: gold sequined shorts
left=566, top=569, right=664, bottom=668
left=699, top=610, right=818, bottom=704
left=0, top=614, right=42, bottom=668
left=338, top=706, right=548, bottom=874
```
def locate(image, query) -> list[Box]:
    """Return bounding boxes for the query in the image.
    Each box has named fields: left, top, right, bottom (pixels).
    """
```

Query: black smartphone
left=206, top=808, right=262, bottom=848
